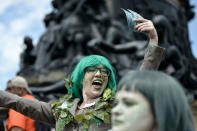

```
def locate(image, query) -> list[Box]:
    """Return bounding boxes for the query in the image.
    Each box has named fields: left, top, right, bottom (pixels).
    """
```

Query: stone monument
left=17, top=0, right=196, bottom=102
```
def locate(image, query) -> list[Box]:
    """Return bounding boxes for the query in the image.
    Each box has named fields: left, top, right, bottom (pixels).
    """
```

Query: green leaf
left=64, top=95, right=72, bottom=101
left=104, top=113, right=110, bottom=123
left=50, top=101, right=61, bottom=108
left=84, top=114, right=94, bottom=120
left=60, top=111, right=68, bottom=118
left=65, top=83, right=69, bottom=90
left=56, top=112, right=74, bottom=131
left=83, top=110, right=93, bottom=120
left=67, top=103, right=73, bottom=109
left=110, top=86, right=116, bottom=100
left=82, top=120, right=89, bottom=130
left=75, top=114, right=84, bottom=123
left=106, top=104, right=112, bottom=113
left=66, top=113, right=74, bottom=124
left=102, top=88, right=112, bottom=101
left=56, top=118, right=66, bottom=131
left=59, top=97, right=65, bottom=103
left=54, top=110, right=61, bottom=120
left=92, top=110, right=105, bottom=121
left=64, top=76, right=74, bottom=90
left=91, top=117, right=102, bottom=126
left=95, top=102, right=108, bottom=110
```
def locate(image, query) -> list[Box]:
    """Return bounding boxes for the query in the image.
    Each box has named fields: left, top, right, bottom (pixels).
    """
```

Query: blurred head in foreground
left=112, top=71, right=194, bottom=131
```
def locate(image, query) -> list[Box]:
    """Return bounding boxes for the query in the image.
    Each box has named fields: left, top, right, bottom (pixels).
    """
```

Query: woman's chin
left=91, top=90, right=102, bottom=98
left=112, top=126, right=126, bottom=131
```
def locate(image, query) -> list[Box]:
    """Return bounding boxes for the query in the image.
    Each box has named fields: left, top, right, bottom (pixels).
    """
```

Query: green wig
left=68, top=55, right=116, bottom=100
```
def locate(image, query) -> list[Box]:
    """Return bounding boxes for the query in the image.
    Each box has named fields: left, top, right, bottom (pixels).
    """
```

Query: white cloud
left=0, top=23, right=6, bottom=32
left=8, top=0, right=51, bottom=36
left=0, top=30, right=22, bottom=73
left=10, top=19, right=29, bottom=35
left=0, top=0, right=52, bottom=90
left=0, top=0, right=21, bottom=14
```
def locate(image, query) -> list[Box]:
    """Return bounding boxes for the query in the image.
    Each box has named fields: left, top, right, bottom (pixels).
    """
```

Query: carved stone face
left=112, top=90, right=155, bottom=131
left=63, top=16, right=85, bottom=43
left=82, top=65, right=109, bottom=99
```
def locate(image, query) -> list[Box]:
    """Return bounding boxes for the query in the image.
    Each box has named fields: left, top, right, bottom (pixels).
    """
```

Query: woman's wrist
left=149, top=38, right=158, bottom=46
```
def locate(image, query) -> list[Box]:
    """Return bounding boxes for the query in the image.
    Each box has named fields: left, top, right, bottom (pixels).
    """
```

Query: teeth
left=92, top=79, right=103, bottom=85
left=94, top=81, right=102, bottom=84
left=94, top=80, right=102, bottom=83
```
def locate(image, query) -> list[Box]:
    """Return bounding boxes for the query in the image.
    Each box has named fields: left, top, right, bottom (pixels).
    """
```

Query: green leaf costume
left=51, top=55, right=117, bottom=131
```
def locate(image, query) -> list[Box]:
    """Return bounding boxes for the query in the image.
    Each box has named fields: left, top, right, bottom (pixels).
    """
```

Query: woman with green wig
left=0, top=13, right=164, bottom=131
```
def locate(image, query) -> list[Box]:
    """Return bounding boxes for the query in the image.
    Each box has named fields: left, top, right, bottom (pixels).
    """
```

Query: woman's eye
left=101, top=70, right=107, bottom=74
left=123, top=99, right=136, bottom=106
left=86, top=68, right=96, bottom=72
left=89, top=69, right=96, bottom=72
left=113, top=100, right=118, bottom=107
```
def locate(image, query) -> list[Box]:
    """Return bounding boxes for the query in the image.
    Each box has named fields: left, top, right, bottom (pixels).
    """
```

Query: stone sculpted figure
left=152, top=15, right=186, bottom=80
left=20, top=36, right=36, bottom=71
left=34, top=12, right=60, bottom=72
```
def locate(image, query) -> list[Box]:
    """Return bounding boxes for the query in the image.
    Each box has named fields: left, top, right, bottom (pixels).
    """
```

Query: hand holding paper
left=121, top=9, right=158, bottom=46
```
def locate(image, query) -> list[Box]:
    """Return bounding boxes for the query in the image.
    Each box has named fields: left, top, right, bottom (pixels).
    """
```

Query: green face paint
left=83, top=80, right=88, bottom=83
left=82, top=65, right=109, bottom=99
left=112, top=91, right=155, bottom=131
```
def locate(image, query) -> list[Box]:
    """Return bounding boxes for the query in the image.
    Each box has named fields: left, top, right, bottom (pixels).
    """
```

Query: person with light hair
left=112, top=71, right=194, bottom=131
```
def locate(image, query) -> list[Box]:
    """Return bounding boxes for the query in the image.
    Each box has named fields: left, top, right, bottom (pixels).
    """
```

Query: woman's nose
left=113, top=111, right=121, bottom=117
left=94, top=69, right=102, bottom=76
left=112, top=104, right=122, bottom=116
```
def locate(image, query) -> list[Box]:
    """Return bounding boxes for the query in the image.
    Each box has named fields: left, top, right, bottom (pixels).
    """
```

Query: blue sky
left=0, top=0, right=196, bottom=90
left=0, top=0, right=52, bottom=90
left=189, top=0, right=197, bottom=57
